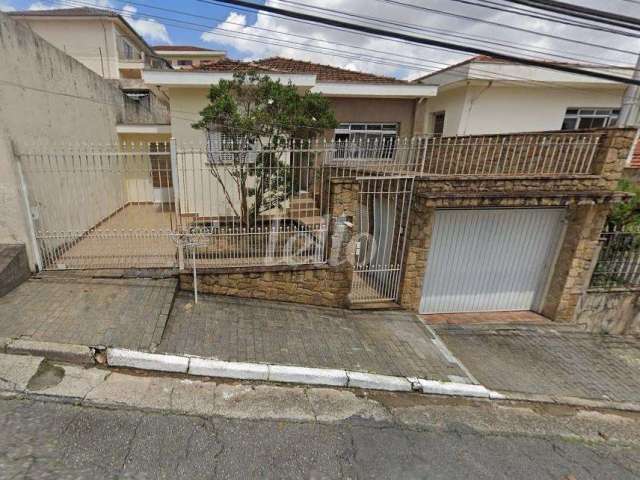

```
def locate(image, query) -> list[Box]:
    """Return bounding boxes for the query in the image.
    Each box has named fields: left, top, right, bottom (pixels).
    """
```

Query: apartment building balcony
left=116, top=89, right=171, bottom=135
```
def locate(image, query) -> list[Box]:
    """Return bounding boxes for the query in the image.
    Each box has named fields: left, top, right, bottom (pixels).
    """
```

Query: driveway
left=435, top=324, right=640, bottom=404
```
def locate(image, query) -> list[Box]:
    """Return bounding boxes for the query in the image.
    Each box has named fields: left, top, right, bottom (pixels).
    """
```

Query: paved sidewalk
left=158, top=293, right=469, bottom=382
left=0, top=275, right=177, bottom=350
left=434, top=324, right=640, bottom=404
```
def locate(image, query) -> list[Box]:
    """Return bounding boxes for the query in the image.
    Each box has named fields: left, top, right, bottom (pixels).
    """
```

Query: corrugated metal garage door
left=420, top=208, right=566, bottom=314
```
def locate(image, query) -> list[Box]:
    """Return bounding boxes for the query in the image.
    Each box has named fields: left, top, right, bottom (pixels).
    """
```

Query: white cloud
left=24, top=1, right=171, bottom=43
left=199, top=0, right=640, bottom=80
left=121, top=4, right=171, bottom=44
left=0, top=0, right=16, bottom=11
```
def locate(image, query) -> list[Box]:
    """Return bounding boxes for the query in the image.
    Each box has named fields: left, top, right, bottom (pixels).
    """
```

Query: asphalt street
left=1, top=397, right=639, bottom=479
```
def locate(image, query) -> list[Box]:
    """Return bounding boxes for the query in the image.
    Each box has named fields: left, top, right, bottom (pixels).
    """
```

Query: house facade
left=153, top=45, right=226, bottom=70
left=415, top=56, right=629, bottom=137
left=10, top=7, right=172, bottom=145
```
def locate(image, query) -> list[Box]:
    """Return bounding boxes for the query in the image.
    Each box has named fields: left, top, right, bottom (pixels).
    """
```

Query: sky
left=1, top=0, right=640, bottom=80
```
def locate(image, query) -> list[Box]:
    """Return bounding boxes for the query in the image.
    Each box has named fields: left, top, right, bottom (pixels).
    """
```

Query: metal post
left=14, top=145, right=44, bottom=272
left=170, top=138, right=184, bottom=270
left=619, top=53, right=640, bottom=127
left=192, top=245, right=198, bottom=304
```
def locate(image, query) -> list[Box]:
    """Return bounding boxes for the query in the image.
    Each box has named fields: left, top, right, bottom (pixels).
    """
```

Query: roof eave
left=312, top=82, right=438, bottom=98
left=143, top=69, right=318, bottom=87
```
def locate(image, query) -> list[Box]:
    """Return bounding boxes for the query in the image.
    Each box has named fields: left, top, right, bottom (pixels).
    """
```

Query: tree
left=609, top=178, right=640, bottom=229
left=192, top=72, right=338, bottom=224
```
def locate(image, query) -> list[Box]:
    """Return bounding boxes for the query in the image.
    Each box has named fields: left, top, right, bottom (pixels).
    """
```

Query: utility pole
left=619, top=54, right=640, bottom=127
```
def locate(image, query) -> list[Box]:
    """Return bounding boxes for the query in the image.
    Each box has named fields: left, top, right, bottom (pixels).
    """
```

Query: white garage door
left=420, top=208, right=566, bottom=314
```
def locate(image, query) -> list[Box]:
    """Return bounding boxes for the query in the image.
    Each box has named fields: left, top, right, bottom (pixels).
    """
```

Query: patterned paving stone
left=434, top=324, right=640, bottom=403
left=0, top=275, right=177, bottom=350
left=158, top=292, right=468, bottom=382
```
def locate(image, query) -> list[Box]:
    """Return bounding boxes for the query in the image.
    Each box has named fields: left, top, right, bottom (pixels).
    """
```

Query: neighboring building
left=153, top=45, right=226, bottom=69
left=415, top=56, right=629, bottom=137
left=9, top=7, right=172, bottom=144
left=144, top=56, right=436, bottom=145
left=0, top=11, right=124, bottom=267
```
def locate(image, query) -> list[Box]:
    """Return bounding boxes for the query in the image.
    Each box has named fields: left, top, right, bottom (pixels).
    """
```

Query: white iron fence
left=17, top=131, right=605, bottom=301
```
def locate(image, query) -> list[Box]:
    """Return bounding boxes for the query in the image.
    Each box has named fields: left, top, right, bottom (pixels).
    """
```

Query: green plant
left=192, top=72, right=337, bottom=223
left=609, top=178, right=640, bottom=229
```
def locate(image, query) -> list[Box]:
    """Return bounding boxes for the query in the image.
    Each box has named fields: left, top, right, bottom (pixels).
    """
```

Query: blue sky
left=1, top=0, right=640, bottom=81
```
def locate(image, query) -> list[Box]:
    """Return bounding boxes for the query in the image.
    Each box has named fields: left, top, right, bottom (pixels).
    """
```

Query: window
left=333, top=123, right=398, bottom=159
left=561, top=108, right=620, bottom=130
left=177, top=59, right=193, bottom=67
left=432, top=111, right=445, bottom=135
left=206, top=128, right=256, bottom=165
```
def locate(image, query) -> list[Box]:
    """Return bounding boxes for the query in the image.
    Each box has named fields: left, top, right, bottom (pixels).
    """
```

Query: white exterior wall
left=420, top=60, right=627, bottom=136
left=17, top=17, right=120, bottom=79
left=459, top=85, right=623, bottom=135
left=0, top=12, right=122, bottom=269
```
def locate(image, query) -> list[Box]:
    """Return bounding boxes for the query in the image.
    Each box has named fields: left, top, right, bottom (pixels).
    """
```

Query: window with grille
left=206, top=129, right=255, bottom=165
left=561, top=108, right=620, bottom=130
left=333, top=123, right=398, bottom=159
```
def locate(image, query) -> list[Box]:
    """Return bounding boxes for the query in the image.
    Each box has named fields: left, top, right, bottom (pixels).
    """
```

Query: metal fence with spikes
left=16, top=130, right=604, bottom=302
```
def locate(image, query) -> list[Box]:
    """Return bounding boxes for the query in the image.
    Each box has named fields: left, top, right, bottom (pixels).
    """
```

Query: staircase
left=286, top=192, right=324, bottom=226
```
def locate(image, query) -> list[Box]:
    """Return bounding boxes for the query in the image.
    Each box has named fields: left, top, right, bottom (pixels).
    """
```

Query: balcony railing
left=324, top=131, right=605, bottom=177
left=119, top=90, right=170, bottom=125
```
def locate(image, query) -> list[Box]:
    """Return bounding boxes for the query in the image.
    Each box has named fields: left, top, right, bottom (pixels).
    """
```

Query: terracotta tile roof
left=196, top=58, right=277, bottom=74
left=192, top=56, right=406, bottom=84
left=9, top=7, right=118, bottom=17
left=253, top=57, right=406, bottom=84
left=153, top=45, right=218, bottom=52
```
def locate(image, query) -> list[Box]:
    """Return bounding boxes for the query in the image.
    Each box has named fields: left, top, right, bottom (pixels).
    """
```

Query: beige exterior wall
left=168, top=88, right=422, bottom=143
left=0, top=12, right=122, bottom=269
left=16, top=17, right=120, bottom=79
left=424, top=84, right=624, bottom=136
left=327, top=97, right=418, bottom=137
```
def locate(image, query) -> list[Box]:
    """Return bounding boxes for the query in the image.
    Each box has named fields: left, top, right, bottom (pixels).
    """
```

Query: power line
left=272, top=0, right=635, bottom=66
left=504, top=0, right=640, bottom=31
left=56, top=0, right=636, bottom=96
left=107, top=0, right=631, bottom=67
left=374, top=0, right=640, bottom=41
left=206, top=0, right=640, bottom=86
left=444, top=0, right=640, bottom=37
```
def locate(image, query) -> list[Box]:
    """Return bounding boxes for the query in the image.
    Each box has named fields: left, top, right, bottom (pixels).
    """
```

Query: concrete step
left=288, top=198, right=317, bottom=209
left=0, top=244, right=31, bottom=297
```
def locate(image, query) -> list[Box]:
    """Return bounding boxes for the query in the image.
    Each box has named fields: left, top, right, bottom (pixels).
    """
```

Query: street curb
left=6, top=339, right=94, bottom=364
left=500, top=391, right=640, bottom=413
left=413, top=378, right=504, bottom=399
left=107, top=348, right=188, bottom=373
left=104, top=347, right=504, bottom=399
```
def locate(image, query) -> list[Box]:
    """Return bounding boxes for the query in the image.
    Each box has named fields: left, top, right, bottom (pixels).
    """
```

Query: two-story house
left=9, top=7, right=172, bottom=144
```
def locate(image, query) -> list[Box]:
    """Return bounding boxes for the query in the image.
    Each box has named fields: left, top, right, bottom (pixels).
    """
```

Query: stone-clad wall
left=180, top=264, right=352, bottom=308
left=575, top=290, right=640, bottom=336
left=400, top=128, right=636, bottom=321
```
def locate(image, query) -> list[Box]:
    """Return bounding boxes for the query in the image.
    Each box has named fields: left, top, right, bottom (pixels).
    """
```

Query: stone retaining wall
left=576, top=290, right=640, bottom=336
left=180, top=264, right=352, bottom=308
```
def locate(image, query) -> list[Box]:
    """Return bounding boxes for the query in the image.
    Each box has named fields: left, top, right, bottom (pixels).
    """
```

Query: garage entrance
left=420, top=208, right=566, bottom=314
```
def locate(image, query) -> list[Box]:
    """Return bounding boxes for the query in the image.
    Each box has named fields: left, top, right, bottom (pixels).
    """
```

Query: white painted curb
left=107, top=348, right=189, bottom=373
left=269, top=365, right=348, bottom=387
left=346, top=371, right=413, bottom=392
left=105, top=348, right=504, bottom=400
left=415, top=378, right=505, bottom=399
left=189, top=357, right=268, bottom=381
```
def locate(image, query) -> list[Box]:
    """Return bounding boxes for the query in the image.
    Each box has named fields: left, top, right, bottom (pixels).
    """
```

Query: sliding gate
left=350, top=176, right=415, bottom=304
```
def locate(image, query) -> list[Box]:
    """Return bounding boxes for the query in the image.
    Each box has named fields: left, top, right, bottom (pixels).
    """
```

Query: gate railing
left=590, top=226, right=640, bottom=290
left=17, top=131, right=608, bottom=272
